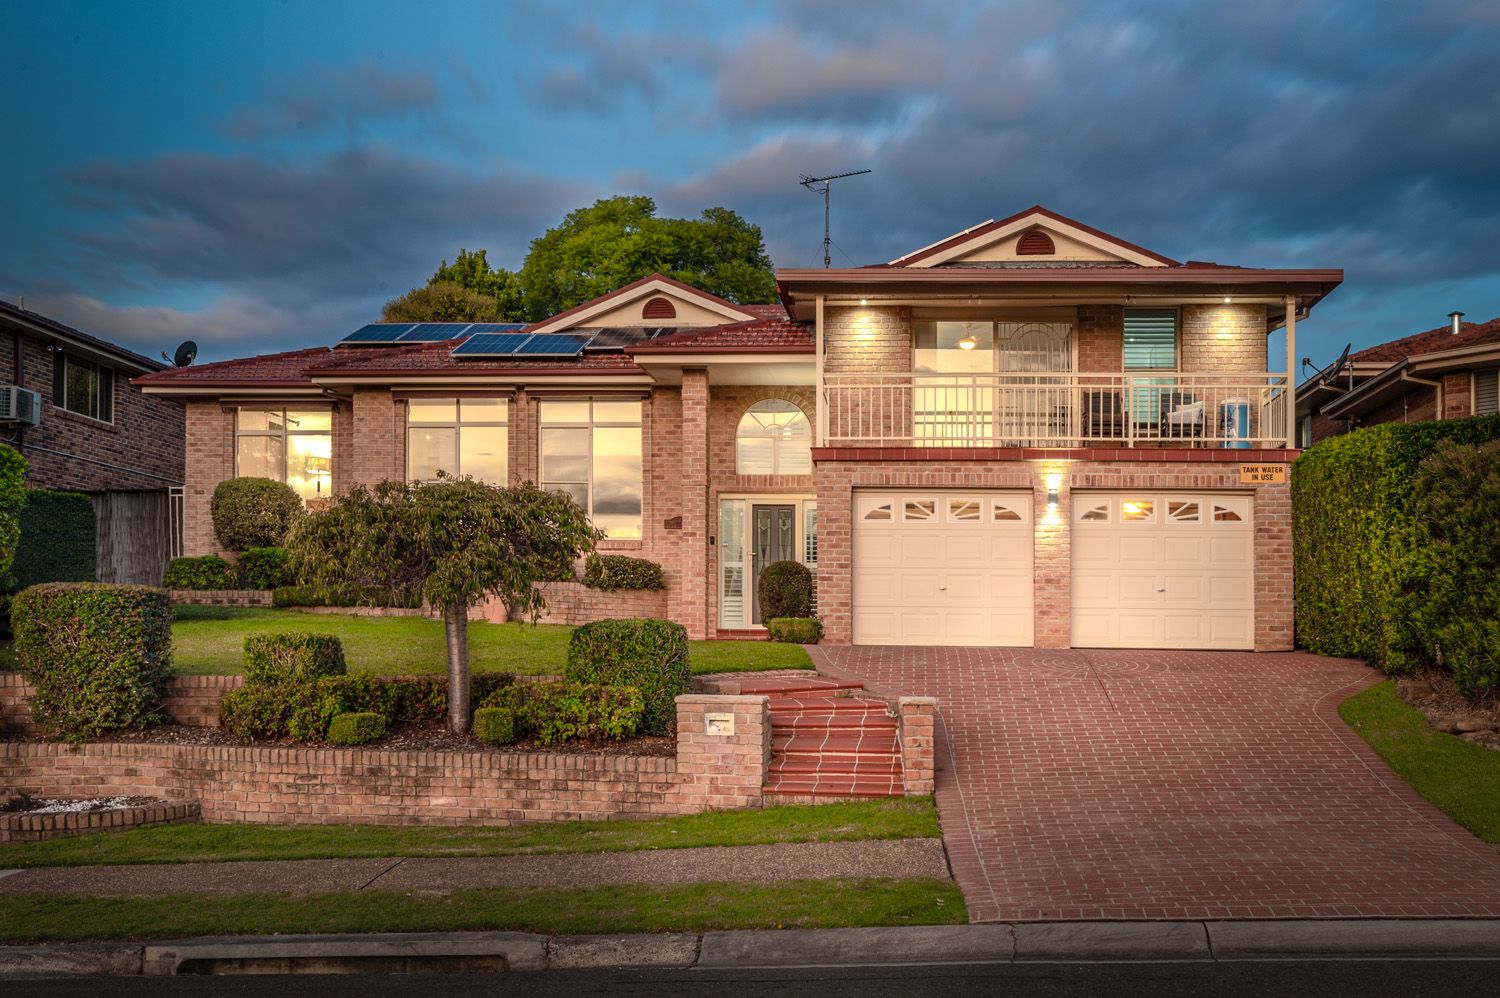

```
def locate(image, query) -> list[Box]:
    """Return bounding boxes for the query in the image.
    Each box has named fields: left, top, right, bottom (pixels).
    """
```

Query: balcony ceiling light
left=957, top=335, right=978, bottom=351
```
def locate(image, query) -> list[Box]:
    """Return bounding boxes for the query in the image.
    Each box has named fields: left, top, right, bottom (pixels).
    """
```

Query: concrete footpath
left=4, top=921, right=1500, bottom=976
left=0, top=838, right=948, bottom=896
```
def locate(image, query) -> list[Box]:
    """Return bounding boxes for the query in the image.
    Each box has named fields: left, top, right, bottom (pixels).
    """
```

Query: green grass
left=169, top=605, right=811, bottom=676
left=0, top=798, right=940, bottom=868
left=1340, top=681, right=1500, bottom=843
left=0, top=878, right=966, bottom=943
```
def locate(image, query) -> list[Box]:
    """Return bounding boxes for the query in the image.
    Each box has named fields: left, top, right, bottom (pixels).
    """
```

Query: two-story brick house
left=137, top=206, right=1341, bottom=651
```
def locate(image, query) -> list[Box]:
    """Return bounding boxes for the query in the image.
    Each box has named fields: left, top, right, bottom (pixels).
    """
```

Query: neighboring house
left=0, top=300, right=186, bottom=584
left=137, top=205, right=1342, bottom=651
left=1296, top=312, right=1500, bottom=446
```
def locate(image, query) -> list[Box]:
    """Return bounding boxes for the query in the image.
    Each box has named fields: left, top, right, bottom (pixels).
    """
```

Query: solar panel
left=462, top=323, right=528, bottom=334
left=398, top=323, right=473, bottom=342
left=340, top=323, right=414, bottom=345
left=512, top=334, right=590, bottom=357
left=581, top=327, right=651, bottom=350
left=451, top=333, right=536, bottom=356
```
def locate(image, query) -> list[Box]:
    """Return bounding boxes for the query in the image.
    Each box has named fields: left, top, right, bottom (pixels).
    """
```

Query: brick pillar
left=183, top=401, right=233, bottom=556
left=675, top=370, right=710, bottom=638
left=331, top=400, right=354, bottom=496
left=1033, top=463, right=1071, bottom=649
left=670, top=694, right=772, bottom=811
left=898, top=697, right=937, bottom=795
left=349, top=390, right=401, bottom=488
left=512, top=389, right=538, bottom=485
left=1252, top=482, right=1294, bottom=651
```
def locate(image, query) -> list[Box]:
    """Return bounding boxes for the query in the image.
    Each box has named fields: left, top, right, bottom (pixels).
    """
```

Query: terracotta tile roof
left=1350, top=316, right=1500, bottom=364
left=629, top=313, right=812, bottom=354
left=309, top=340, right=644, bottom=375
left=134, top=346, right=331, bottom=386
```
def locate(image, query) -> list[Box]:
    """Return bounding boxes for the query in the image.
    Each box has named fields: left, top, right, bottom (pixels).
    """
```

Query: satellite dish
left=172, top=341, right=198, bottom=368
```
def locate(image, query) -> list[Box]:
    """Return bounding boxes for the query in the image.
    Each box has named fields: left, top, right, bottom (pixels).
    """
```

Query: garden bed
left=0, top=794, right=200, bottom=844
left=1396, top=671, right=1500, bottom=751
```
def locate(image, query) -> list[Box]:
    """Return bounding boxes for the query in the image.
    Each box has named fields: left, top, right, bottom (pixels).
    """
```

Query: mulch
left=1396, top=670, right=1500, bottom=750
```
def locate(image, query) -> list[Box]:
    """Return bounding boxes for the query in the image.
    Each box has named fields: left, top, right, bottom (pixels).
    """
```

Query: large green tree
left=380, top=198, right=779, bottom=323
left=519, top=197, right=778, bottom=320
left=285, top=478, right=599, bottom=733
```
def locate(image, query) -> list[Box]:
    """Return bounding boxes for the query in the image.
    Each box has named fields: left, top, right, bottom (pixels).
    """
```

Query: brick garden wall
left=2, top=694, right=773, bottom=826
left=1, top=800, right=201, bottom=844
left=0, top=673, right=245, bottom=735
left=476, top=581, right=668, bottom=626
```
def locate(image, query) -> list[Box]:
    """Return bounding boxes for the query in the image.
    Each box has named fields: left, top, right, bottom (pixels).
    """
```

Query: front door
left=751, top=504, right=796, bottom=624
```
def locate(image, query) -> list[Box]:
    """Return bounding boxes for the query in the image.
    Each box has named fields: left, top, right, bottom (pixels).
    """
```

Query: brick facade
left=1076, top=305, right=1124, bottom=371
left=1180, top=304, right=1269, bottom=372
left=2, top=332, right=184, bottom=493
left=2, top=694, right=773, bottom=825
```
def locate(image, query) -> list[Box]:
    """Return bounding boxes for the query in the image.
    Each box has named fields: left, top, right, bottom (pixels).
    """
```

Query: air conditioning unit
left=0, top=386, right=42, bottom=426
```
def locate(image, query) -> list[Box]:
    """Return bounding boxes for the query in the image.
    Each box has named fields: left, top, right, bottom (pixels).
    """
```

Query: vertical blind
left=1123, top=309, right=1178, bottom=370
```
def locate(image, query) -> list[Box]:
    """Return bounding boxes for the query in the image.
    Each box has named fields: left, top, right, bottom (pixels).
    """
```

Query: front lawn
left=0, top=798, right=940, bottom=868
left=170, top=605, right=811, bottom=676
left=0, top=878, right=966, bottom=943
left=1340, top=681, right=1500, bottom=843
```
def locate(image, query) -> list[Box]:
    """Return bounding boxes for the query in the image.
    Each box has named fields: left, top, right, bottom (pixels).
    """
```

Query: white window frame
left=539, top=398, right=644, bottom=538
left=405, top=397, right=509, bottom=484
left=233, top=406, right=334, bottom=504
left=735, top=399, right=813, bottom=475
left=716, top=494, right=817, bottom=630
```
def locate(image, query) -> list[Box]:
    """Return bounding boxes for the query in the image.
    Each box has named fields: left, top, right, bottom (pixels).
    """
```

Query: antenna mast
left=800, top=169, right=871, bottom=268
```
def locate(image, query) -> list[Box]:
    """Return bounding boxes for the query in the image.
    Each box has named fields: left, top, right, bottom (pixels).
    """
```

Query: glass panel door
left=997, top=321, right=1073, bottom=444
left=750, top=504, right=795, bottom=625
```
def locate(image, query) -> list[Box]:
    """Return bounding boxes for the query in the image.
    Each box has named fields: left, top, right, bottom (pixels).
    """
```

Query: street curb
left=4, top=920, right=1500, bottom=975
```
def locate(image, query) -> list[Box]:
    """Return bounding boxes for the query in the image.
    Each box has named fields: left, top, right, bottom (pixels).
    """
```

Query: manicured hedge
left=473, top=705, right=517, bottom=745
left=10, top=583, right=173, bottom=741
left=326, top=711, right=386, bottom=746
left=243, top=632, right=347, bottom=685
left=766, top=617, right=822, bottom=644
left=271, top=584, right=424, bottom=609
left=211, top=477, right=303, bottom=552
left=163, top=555, right=239, bottom=590
left=582, top=554, right=665, bottom=591
left=758, top=560, right=813, bottom=619
left=565, top=618, right=689, bottom=736
left=12, top=489, right=96, bottom=590
left=0, top=444, right=27, bottom=585
left=1292, top=413, right=1500, bottom=685
left=239, top=546, right=294, bottom=589
left=479, top=680, right=643, bottom=746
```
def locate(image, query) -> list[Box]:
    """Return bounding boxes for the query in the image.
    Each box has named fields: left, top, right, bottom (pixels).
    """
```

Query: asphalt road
left=10, top=962, right=1500, bottom=997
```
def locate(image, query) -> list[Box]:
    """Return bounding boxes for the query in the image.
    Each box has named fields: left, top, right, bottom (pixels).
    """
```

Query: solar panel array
left=338, top=323, right=682, bottom=358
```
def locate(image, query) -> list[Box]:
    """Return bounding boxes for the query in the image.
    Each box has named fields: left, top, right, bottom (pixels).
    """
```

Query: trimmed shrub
left=326, top=711, right=386, bottom=746
left=239, top=546, right=294, bottom=590
left=271, top=584, right=423, bottom=609
left=12, top=490, right=95, bottom=589
left=243, top=632, right=347, bottom=686
left=473, top=706, right=517, bottom=745
left=11, top=583, right=173, bottom=741
left=482, top=681, right=642, bottom=745
left=163, top=555, right=240, bottom=590
left=1293, top=413, right=1500, bottom=680
left=565, top=618, right=690, bottom=736
left=582, top=554, right=665, bottom=591
left=767, top=617, right=822, bottom=644
left=211, top=477, right=303, bottom=552
left=0, top=444, right=26, bottom=586
left=758, top=560, right=813, bottom=619
left=218, top=683, right=293, bottom=742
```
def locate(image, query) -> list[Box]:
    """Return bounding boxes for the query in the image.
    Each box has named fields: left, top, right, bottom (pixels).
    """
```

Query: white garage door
left=1072, top=493, right=1254, bottom=650
left=853, top=491, right=1033, bottom=646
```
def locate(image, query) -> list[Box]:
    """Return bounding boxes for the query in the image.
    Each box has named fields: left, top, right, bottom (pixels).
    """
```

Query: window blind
left=1123, top=309, right=1178, bottom=370
left=1476, top=368, right=1499, bottom=416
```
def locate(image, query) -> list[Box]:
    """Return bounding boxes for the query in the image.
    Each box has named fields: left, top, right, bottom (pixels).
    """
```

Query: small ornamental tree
left=285, top=477, right=599, bottom=733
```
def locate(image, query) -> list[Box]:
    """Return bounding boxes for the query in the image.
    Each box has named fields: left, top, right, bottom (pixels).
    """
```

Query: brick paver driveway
left=811, top=646, right=1500, bottom=921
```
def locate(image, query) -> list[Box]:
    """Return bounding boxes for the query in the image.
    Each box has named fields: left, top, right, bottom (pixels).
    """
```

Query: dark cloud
left=225, top=62, right=439, bottom=139
left=523, top=20, right=710, bottom=114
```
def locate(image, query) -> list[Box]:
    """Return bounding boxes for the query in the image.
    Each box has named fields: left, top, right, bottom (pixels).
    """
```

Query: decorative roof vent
left=1016, top=229, right=1056, bottom=255
left=642, top=296, right=676, bottom=320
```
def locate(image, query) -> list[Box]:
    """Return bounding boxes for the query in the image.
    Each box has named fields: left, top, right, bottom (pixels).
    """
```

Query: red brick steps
left=756, top=679, right=905, bottom=800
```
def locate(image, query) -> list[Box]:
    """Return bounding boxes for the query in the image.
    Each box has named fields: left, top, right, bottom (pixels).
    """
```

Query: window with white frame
left=540, top=399, right=643, bottom=538
left=406, top=398, right=508, bottom=484
left=52, top=350, right=114, bottom=422
left=736, top=400, right=812, bottom=474
left=1476, top=369, right=1498, bottom=416
left=235, top=408, right=333, bottom=504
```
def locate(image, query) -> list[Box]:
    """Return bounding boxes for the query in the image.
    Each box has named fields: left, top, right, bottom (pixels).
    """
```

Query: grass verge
left=170, top=605, right=811, bottom=676
left=0, top=878, right=965, bottom=942
left=0, top=798, right=940, bottom=868
left=1340, top=681, right=1500, bottom=843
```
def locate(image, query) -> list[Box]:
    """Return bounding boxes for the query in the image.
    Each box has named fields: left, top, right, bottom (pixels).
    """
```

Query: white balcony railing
left=821, top=372, right=1290, bottom=448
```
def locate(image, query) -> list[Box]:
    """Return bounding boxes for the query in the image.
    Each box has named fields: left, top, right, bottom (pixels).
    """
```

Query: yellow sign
left=1239, top=464, right=1288, bottom=484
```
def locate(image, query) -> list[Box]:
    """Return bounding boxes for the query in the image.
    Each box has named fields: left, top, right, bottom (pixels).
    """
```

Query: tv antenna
left=800, top=169, right=871, bottom=268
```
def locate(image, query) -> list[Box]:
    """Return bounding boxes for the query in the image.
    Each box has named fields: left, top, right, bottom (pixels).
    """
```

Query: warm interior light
left=1122, top=501, right=1144, bottom=515
left=859, top=297, right=868, bottom=306
left=957, top=335, right=978, bottom=351
left=1223, top=296, right=1232, bottom=304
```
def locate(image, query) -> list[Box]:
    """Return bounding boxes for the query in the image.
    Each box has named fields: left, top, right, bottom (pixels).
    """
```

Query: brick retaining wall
left=0, top=800, right=201, bottom=844
left=897, top=697, right=937, bottom=796
left=476, top=582, right=669, bottom=627
left=169, top=589, right=274, bottom=607
left=0, top=674, right=245, bottom=735
left=1, top=695, right=771, bottom=826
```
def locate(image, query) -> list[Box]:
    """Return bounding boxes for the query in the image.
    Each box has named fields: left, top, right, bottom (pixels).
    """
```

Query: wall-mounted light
left=859, top=297, right=868, bottom=306
left=1046, top=472, right=1061, bottom=511
left=1223, top=296, right=1232, bottom=304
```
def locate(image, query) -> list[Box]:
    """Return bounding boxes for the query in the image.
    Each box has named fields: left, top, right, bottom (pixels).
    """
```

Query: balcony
left=820, top=372, right=1291, bottom=449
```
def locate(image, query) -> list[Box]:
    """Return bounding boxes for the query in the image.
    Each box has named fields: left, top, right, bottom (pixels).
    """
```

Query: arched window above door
left=736, top=399, right=812, bottom=475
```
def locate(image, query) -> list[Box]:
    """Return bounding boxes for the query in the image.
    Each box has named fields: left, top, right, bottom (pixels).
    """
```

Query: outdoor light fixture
left=859, top=297, right=868, bottom=306
left=1046, top=472, right=1061, bottom=511
left=957, top=335, right=978, bottom=351
left=1223, top=296, right=1232, bottom=304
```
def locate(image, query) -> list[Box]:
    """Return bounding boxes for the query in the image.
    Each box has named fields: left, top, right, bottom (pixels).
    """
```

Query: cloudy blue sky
left=3, top=0, right=1498, bottom=363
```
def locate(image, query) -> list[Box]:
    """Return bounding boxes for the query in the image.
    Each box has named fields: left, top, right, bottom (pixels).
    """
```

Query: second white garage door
left=853, top=491, right=1034, bottom=646
left=1072, top=492, right=1254, bottom=650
